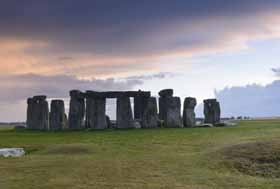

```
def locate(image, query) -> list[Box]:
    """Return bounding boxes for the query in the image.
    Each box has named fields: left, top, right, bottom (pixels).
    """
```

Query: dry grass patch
left=221, top=140, right=280, bottom=178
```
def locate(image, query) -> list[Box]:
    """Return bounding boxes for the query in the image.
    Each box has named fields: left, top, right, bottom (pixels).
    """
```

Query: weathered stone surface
left=134, top=95, right=149, bottom=120
left=26, top=96, right=49, bottom=130
left=50, top=100, right=66, bottom=131
left=204, top=99, right=221, bottom=125
left=159, top=97, right=167, bottom=120
left=158, top=89, right=173, bottom=98
left=69, top=90, right=85, bottom=130
left=85, top=90, right=151, bottom=99
left=142, top=97, right=159, bottom=128
left=183, top=97, right=197, bottom=128
left=94, top=98, right=107, bottom=130
left=0, top=148, right=25, bottom=157
left=33, top=95, right=47, bottom=101
left=164, top=97, right=183, bottom=128
left=86, top=97, right=107, bottom=130
left=106, top=115, right=112, bottom=128
left=116, top=96, right=134, bottom=129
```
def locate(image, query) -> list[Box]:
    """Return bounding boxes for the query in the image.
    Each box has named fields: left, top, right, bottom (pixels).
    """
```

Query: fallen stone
left=0, top=148, right=25, bottom=157
left=215, top=121, right=238, bottom=127
left=194, top=123, right=214, bottom=128
left=14, top=125, right=26, bottom=129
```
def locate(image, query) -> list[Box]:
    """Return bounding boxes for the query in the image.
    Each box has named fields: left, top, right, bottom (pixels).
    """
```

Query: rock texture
left=116, top=96, right=134, bottom=129
left=49, top=100, right=67, bottom=131
left=158, top=89, right=174, bottom=120
left=134, top=95, right=149, bottom=120
left=142, top=97, right=159, bottom=128
left=69, top=90, right=85, bottom=130
left=159, top=89, right=173, bottom=98
left=183, top=97, right=197, bottom=127
left=164, top=97, right=183, bottom=128
left=204, top=99, right=221, bottom=125
left=26, top=96, right=49, bottom=130
left=106, top=115, right=112, bottom=128
left=86, top=97, right=107, bottom=130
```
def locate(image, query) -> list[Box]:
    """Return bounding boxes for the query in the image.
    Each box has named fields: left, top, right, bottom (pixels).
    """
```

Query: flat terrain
left=1, top=120, right=280, bottom=189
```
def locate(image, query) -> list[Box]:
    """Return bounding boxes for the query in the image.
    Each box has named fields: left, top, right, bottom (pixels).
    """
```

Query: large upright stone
left=116, top=96, right=134, bottom=129
left=50, top=100, right=67, bottom=131
left=69, top=90, right=85, bottom=130
left=134, top=94, right=149, bottom=120
left=204, top=99, right=221, bottom=125
left=142, top=97, right=159, bottom=128
left=26, top=95, right=49, bottom=130
left=86, top=97, right=107, bottom=130
left=158, top=89, right=173, bottom=120
left=164, top=97, right=183, bottom=128
left=183, top=97, right=197, bottom=127
left=85, top=97, right=94, bottom=129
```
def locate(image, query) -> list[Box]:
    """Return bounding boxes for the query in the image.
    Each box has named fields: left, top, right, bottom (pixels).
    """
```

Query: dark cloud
left=0, top=73, right=143, bottom=103
left=125, top=72, right=178, bottom=80
left=1, top=0, right=280, bottom=57
left=272, top=68, right=280, bottom=77
left=215, top=80, right=280, bottom=117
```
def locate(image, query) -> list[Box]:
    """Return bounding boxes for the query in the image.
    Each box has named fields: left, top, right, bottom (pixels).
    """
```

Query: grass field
left=1, top=120, right=280, bottom=189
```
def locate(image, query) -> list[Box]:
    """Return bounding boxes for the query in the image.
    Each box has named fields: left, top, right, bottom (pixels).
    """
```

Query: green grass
left=1, top=120, right=280, bottom=189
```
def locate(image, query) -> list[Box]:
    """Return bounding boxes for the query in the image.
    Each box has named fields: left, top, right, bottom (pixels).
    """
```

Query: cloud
left=215, top=80, right=280, bottom=117
left=125, top=72, right=179, bottom=80
left=1, top=1, right=280, bottom=77
left=0, top=73, right=143, bottom=103
left=272, top=68, right=280, bottom=77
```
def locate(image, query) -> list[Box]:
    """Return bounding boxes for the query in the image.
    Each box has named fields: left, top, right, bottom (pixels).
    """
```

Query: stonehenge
left=183, top=97, right=197, bottom=127
left=26, top=89, right=223, bottom=131
left=203, top=99, right=221, bottom=125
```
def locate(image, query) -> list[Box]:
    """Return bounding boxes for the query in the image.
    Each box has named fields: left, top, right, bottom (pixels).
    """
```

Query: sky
left=1, top=0, right=280, bottom=121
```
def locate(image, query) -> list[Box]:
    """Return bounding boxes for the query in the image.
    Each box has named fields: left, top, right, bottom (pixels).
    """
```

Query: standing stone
left=69, top=90, right=85, bottom=130
left=142, top=97, right=159, bottom=128
left=49, top=100, right=67, bottom=131
left=134, top=95, right=149, bottom=120
left=85, top=97, right=94, bottom=129
left=164, top=97, right=183, bottom=128
left=106, top=115, right=112, bottom=128
left=116, top=96, right=134, bottom=129
left=94, top=98, right=107, bottom=130
left=26, top=98, right=34, bottom=129
left=183, top=97, right=197, bottom=128
left=86, top=97, right=107, bottom=130
left=158, top=89, right=173, bottom=120
left=26, top=95, right=49, bottom=130
left=204, top=99, right=221, bottom=125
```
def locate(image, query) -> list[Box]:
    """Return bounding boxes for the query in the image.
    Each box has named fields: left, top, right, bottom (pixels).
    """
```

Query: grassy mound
left=221, top=140, right=280, bottom=178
